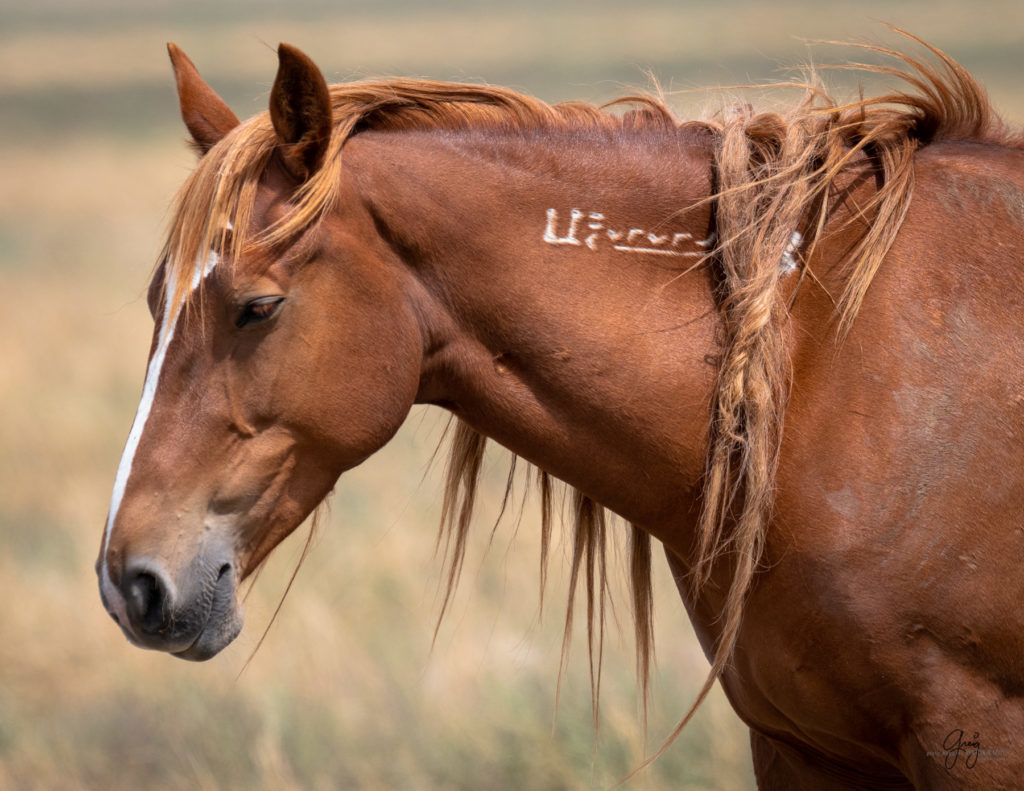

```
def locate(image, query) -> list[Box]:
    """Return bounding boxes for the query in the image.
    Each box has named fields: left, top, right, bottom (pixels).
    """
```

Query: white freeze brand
left=542, top=208, right=711, bottom=258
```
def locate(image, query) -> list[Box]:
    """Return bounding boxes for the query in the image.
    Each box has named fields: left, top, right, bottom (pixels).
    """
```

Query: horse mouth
left=170, top=563, right=244, bottom=661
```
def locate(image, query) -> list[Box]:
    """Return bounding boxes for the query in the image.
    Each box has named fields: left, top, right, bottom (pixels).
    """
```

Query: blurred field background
left=1, top=1, right=1021, bottom=788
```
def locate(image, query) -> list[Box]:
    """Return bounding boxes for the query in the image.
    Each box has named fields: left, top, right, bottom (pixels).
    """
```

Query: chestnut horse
left=98, top=38, right=1024, bottom=789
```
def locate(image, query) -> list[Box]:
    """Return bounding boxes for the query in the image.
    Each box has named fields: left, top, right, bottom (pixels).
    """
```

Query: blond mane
left=159, top=34, right=1010, bottom=745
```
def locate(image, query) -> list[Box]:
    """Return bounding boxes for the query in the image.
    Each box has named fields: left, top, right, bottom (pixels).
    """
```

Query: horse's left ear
left=270, top=44, right=333, bottom=182
left=167, top=43, right=240, bottom=154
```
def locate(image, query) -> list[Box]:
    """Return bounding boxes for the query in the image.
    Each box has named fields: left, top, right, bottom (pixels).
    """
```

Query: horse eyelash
left=235, top=296, right=284, bottom=329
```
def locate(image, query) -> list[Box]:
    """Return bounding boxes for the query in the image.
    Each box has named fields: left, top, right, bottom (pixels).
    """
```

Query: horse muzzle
left=98, top=548, right=243, bottom=661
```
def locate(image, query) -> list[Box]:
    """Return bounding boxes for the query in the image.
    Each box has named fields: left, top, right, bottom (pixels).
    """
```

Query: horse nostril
left=125, top=570, right=168, bottom=635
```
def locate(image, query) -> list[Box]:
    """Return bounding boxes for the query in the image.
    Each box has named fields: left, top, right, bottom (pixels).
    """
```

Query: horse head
left=97, top=45, right=425, bottom=659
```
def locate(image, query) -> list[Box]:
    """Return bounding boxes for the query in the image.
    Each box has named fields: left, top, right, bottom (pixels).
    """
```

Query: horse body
left=98, top=42, right=1024, bottom=788
left=726, top=140, right=1024, bottom=788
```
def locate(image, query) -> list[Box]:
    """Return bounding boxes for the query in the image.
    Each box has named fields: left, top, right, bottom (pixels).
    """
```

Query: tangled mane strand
left=157, top=32, right=1006, bottom=758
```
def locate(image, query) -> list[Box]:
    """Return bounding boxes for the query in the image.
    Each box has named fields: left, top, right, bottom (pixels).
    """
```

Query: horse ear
left=167, top=43, right=240, bottom=154
left=269, top=44, right=333, bottom=181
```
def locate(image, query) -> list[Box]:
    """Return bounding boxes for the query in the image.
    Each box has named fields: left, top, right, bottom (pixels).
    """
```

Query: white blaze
left=99, top=250, right=219, bottom=624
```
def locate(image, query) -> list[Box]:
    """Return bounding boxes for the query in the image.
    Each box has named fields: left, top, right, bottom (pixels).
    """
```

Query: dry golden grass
left=2, top=4, right=1021, bottom=788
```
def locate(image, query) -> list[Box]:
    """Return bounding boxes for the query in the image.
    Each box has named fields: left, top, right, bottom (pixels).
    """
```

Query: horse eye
left=235, top=296, right=284, bottom=329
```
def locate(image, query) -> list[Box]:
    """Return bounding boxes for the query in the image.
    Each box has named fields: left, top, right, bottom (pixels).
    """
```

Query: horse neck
left=347, top=125, right=721, bottom=544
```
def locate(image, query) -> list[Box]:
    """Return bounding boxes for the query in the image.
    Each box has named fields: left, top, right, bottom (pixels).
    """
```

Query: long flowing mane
left=159, top=33, right=1015, bottom=740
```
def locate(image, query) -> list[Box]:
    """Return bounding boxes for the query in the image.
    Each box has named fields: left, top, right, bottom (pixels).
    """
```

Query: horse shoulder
left=717, top=138, right=1024, bottom=783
